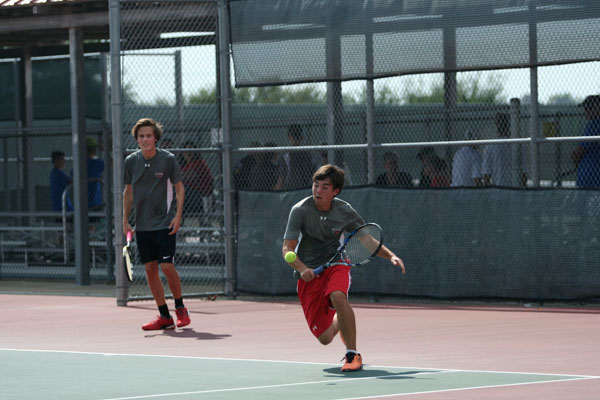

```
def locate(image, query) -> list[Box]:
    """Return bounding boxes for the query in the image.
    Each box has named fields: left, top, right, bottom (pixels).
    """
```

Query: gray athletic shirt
left=124, top=148, right=182, bottom=231
left=283, top=196, right=363, bottom=268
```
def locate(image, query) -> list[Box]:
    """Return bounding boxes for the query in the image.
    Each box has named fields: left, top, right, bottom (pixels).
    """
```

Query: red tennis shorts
left=296, top=264, right=352, bottom=338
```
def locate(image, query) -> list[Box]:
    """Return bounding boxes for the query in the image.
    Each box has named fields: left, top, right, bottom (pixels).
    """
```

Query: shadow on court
left=323, top=367, right=437, bottom=380
left=128, top=304, right=220, bottom=316
left=143, top=327, right=232, bottom=340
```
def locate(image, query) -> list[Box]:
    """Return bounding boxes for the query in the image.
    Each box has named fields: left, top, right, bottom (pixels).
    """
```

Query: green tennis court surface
left=2, top=348, right=595, bottom=400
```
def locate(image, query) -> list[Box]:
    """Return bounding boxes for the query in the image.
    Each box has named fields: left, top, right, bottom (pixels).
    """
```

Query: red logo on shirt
left=155, top=172, right=163, bottom=179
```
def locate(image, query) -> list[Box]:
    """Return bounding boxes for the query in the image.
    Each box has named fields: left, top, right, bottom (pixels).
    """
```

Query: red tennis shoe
left=175, top=307, right=191, bottom=328
left=142, top=315, right=174, bottom=331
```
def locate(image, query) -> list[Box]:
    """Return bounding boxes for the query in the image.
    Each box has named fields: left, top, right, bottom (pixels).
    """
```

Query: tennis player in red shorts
left=282, top=164, right=405, bottom=372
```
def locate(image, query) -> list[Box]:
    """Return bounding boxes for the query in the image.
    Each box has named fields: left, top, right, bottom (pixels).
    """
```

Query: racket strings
left=344, top=226, right=382, bottom=262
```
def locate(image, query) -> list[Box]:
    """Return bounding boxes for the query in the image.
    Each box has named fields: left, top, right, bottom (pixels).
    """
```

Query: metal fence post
left=528, top=0, right=540, bottom=187
left=218, top=0, right=236, bottom=297
left=69, top=26, right=90, bottom=285
left=109, top=0, right=128, bottom=306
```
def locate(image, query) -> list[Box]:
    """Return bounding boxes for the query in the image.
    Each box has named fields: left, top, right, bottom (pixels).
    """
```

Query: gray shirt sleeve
left=283, top=205, right=302, bottom=241
left=168, top=154, right=183, bottom=185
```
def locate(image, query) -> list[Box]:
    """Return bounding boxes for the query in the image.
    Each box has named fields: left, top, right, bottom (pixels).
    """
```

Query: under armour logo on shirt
left=320, top=216, right=327, bottom=221
left=144, top=163, right=151, bottom=168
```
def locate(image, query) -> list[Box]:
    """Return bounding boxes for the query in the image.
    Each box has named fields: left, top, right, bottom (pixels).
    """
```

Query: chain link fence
left=0, top=122, right=112, bottom=281
left=1, top=53, right=112, bottom=282
left=228, top=90, right=597, bottom=191
left=119, top=0, right=223, bottom=299
left=2, top=0, right=599, bottom=303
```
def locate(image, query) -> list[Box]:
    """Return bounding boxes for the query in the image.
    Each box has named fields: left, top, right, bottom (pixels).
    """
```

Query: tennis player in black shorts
left=123, top=118, right=190, bottom=330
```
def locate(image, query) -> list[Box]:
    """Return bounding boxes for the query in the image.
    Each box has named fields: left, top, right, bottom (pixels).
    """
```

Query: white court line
left=0, top=347, right=449, bottom=371
left=2, top=348, right=598, bottom=400
left=96, top=374, right=600, bottom=400
left=337, top=376, right=600, bottom=400
left=100, top=371, right=454, bottom=400
left=1, top=347, right=598, bottom=379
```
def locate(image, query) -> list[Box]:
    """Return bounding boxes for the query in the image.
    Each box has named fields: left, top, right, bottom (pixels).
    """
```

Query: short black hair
left=384, top=152, right=398, bottom=163
left=579, top=95, right=600, bottom=109
left=287, top=124, right=303, bottom=141
left=51, top=150, right=65, bottom=163
left=416, top=147, right=435, bottom=160
left=495, top=113, right=510, bottom=135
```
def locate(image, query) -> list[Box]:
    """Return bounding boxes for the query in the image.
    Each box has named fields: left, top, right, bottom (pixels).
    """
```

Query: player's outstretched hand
left=390, top=256, right=406, bottom=274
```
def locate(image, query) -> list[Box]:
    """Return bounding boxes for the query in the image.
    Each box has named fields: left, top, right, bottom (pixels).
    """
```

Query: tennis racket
left=294, top=223, right=383, bottom=279
left=123, top=231, right=133, bottom=282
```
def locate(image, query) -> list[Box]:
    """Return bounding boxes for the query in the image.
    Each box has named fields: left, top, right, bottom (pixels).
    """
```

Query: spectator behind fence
left=161, top=138, right=174, bottom=149
left=375, top=152, right=412, bottom=187
left=572, top=95, right=600, bottom=188
left=451, top=129, right=483, bottom=187
left=317, top=143, right=329, bottom=167
left=252, top=142, right=286, bottom=190
left=160, top=138, right=185, bottom=167
left=482, top=113, right=528, bottom=187
left=86, top=137, right=105, bottom=208
left=180, top=141, right=213, bottom=214
left=50, top=150, right=73, bottom=212
left=234, top=141, right=262, bottom=189
left=281, top=124, right=315, bottom=189
left=417, top=147, right=450, bottom=188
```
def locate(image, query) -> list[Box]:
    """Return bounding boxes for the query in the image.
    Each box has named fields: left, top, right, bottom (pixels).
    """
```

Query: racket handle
left=313, top=265, right=325, bottom=276
left=294, top=266, right=326, bottom=280
left=126, top=231, right=132, bottom=242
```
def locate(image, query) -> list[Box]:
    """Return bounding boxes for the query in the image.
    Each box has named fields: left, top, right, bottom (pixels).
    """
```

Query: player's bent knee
left=317, top=323, right=336, bottom=345
left=318, top=337, right=332, bottom=346
left=329, top=290, right=347, bottom=307
left=318, top=332, right=334, bottom=345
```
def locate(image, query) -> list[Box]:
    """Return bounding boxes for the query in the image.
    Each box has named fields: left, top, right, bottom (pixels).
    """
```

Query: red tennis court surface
left=1, top=292, right=599, bottom=399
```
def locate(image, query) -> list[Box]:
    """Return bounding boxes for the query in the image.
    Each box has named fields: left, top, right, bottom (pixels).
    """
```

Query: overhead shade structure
left=229, top=0, right=600, bottom=87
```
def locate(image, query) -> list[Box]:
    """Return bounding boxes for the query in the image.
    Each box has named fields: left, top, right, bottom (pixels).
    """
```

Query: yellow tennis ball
left=284, top=251, right=297, bottom=263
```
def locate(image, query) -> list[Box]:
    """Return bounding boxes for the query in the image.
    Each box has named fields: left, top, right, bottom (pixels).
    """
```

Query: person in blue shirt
left=86, top=137, right=105, bottom=208
left=49, top=150, right=73, bottom=212
left=572, top=95, right=600, bottom=188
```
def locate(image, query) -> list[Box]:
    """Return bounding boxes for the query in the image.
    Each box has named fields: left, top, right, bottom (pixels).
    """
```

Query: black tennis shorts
left=136, top=229, right=177, bottom=264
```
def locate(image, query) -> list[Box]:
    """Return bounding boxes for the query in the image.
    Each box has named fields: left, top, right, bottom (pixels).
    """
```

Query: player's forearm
left=175, top=184, right=185, bottom=218
left=378, top=244, right=406, bottom=273
left=282, top=240, right=307, bottom=273
left=282, top=242, right=295, bottom=256
left=377, top=244, right=397, bottom=261
left=122, top=186, right=133, bottom=225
